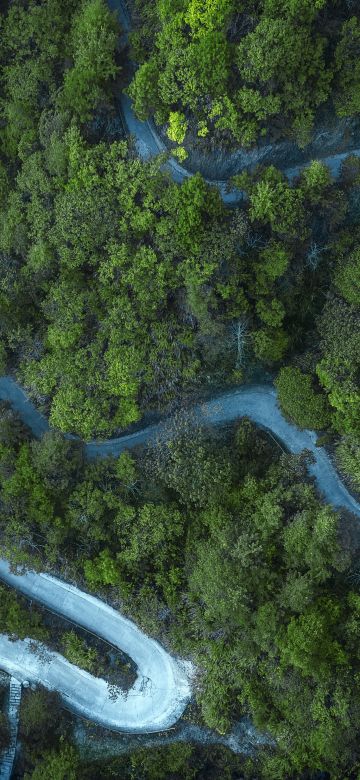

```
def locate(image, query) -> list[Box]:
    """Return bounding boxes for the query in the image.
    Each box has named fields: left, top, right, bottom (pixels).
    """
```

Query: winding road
left=0, top=377, right=359, bottom=517
left=109, top=0, right=360, bottom=201
left=0, top=0, right=360, bottom=766
left=0, top=377, right=359, bottom=748
left=0, top=561, right=192, bottom=733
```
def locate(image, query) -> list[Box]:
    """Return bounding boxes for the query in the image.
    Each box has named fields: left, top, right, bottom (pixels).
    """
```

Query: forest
left=0, top=0, right=359, bottom=778
left=1, top=407, right=360, bottom=778
left=129, top=0, right=360, bottom=152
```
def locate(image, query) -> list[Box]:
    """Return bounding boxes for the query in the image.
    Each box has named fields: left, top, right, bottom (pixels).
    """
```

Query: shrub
left=275, top=366, right=331, bottom=429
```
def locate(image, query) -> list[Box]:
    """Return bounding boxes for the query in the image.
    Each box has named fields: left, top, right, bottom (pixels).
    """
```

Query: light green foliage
left=3, top=129, right=222, bottom=438
left=256, top=298, right=285, bottom=328
left=127, top=59, right=163, bottom=121
left=1, top=112, right=235, bottom=437
left=84, top=548, right=122, bottom=587
left=167, top=111, right=188, bottom=144
left=2, top=0, right=357, bottom=443
left=275, top=366, right=331, bottom=429
left=279, top=599, right=347, bottom=678
left=25, top=744, right=79, bottom=780
left=61, top=631, right=98, bottom=673
left=235, top=167, right=307, bottom=239
left=299, top=160, right=332, bottom=204
left=249, top=179, right=305, bottom=238
left=257, top=241, right=290, bottom=284
left=130, top=0, right=336, bottom=147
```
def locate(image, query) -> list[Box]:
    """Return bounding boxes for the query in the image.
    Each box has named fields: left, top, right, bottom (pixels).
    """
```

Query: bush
left=275, top=366, right=331, bottom=429
left=336, top=438, right=360, bottom=492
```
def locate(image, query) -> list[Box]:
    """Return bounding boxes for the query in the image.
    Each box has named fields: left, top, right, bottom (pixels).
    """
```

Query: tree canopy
left=129, top=0, right=360, bottom=152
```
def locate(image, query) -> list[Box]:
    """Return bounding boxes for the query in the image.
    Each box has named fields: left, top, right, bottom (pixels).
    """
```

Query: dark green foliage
left=129, top=0, right=360, bottom=150
left=275, top=366, right=331, bottom=429
left=0, top=583, right=48, bottom=641
left=0, top=0, right=76, bottom=157
left=60, top=0, right=120, bottom=121
left=0, top=3, right=359, bottom=777
left=316, top=298, right=360, bottom=437
left=0, top=711, right=10, bottom=752
left=20, top=689, right=65, bottom=747
left=336, top=437, right=360, bottom=492
left=0, top=0, right=120, bottom=157
left=2, top=409, right=360, bottom=777
left=78, top=743, right=248, bottom=780
left=334, top=247, right=360, bottom=305
left=334, top=17, right=360, bottom=117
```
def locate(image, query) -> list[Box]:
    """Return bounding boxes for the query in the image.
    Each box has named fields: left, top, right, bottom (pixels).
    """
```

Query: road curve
left=0, top=560, right=192, bottom=733
left=0, top=377, right=359, bottom=518
left=88, top=386, right=360, bottom=517
left=109, top=0, right=360, bottom=202
left=0, top=0, right=360, bottom=747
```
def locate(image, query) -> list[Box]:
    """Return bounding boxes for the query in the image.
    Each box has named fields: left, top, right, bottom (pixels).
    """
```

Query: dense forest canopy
left=0, top=0, right=359, bottom=455
left=0, top=0, right=359, bottom=778
left=1, top=406, right=360, bottom=779
left=129, top=0, right=360, bottom=152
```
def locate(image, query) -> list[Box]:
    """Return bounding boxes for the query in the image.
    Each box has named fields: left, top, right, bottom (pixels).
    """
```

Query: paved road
left=1, top=0, right=360, bottom=746
left=0, top=561, right=192, bottom=733
left=0, top=378, right=358, bottom=738
left=0, top=377, right=358, bottom=517
left=109, top=0, right=360, bottom=203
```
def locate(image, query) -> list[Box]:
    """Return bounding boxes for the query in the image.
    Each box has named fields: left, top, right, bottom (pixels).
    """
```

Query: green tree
left=61, top=631, right=98, bottom=673
left=235, top=167, right=307, bottom=239
left=20, top=689, right=63, bottom=747
left=336, top=438, right=360, bottom=492
left=335, top=17, right=360, bottom=117
left=25, top=744, right=79, bottom=780
left=61, top=0, right=120, bottom=121
left=334, top=248, right=360, bottom=305
left=275, top=366, right=331, bottom=429
left=316, top=298, right=360, bottom=437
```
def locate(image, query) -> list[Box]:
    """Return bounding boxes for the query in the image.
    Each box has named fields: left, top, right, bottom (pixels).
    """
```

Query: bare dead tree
left=228, top=318, right=249, bottom=369
left=305, top=241, right=328, bottom=271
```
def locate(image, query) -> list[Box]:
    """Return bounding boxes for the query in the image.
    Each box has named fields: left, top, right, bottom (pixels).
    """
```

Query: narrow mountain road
left=0, top=377, right=359, bottom=517
left=1, top=0, right=360, bottom=760
left=109, top=0, right=360, bottom=203
left=0, top=561, right=192, bottom=733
